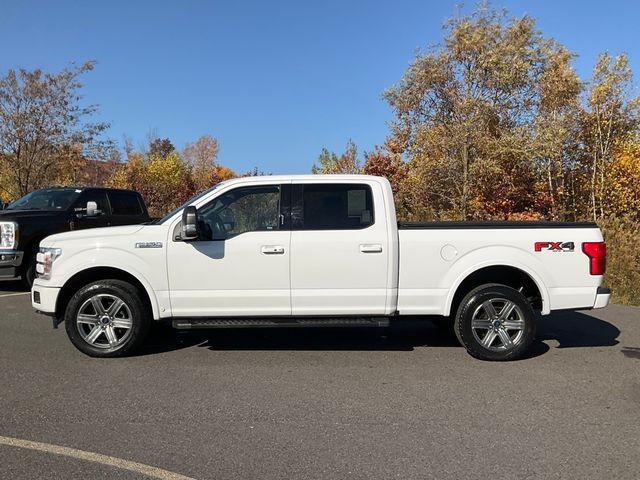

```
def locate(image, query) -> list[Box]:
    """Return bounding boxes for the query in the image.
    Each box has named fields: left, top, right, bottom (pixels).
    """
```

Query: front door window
left=198, top=185, right=281, bottom=240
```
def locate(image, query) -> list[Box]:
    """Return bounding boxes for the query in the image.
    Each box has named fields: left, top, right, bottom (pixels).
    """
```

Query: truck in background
left=0, top=187, right=150, bottom=287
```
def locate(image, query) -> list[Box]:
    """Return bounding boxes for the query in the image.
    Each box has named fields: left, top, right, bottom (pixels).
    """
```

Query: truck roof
left=32, top=186, right=141, bottom=194
left=220, top=174, right=384, bottom=186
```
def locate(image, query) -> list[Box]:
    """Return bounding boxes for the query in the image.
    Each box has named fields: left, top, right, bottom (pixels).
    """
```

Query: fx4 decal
left=534, top=241, right=575, bottom=252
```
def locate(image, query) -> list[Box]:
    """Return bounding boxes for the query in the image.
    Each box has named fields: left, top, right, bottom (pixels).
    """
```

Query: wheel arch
left=446, top=264, right=549, bottom=317
left=55, top=267, right=159, bottom=321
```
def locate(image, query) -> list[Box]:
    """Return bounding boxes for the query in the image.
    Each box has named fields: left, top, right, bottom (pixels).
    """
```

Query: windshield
left=152, top=181, right=228, bottom=224
left=7, top=189, right=81, bottom=211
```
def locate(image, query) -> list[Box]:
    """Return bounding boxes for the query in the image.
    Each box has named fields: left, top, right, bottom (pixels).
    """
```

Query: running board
left=172, top=317, right=390, bottom=330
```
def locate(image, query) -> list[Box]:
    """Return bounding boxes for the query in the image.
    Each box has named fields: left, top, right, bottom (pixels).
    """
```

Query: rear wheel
left=454, top=284, right=536, bottom=361
left=64, top=280, right=150, bottom=357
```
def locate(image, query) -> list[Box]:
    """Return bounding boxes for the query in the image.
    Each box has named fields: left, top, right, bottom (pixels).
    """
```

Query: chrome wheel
left=470, top=298, right=525, bottom=352
left=76, top=294, right=133, bottom=350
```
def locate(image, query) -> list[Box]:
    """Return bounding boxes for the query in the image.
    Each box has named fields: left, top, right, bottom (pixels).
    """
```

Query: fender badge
left=135, top=242, right=163, bottom=249
left=534, top=241, right=574, bottom=252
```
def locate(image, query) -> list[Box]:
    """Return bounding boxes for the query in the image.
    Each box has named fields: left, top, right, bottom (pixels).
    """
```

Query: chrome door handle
left=261, top=245, right=285, bottom=255
left=360, top=244, right=382, bottom=253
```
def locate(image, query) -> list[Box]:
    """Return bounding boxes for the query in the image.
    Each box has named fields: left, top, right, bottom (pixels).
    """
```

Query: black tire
left=21, top=253, right=36, bottom=290
left=454, top=284, right=536, bottom=361
left=64, top=279, right=151, bottom=357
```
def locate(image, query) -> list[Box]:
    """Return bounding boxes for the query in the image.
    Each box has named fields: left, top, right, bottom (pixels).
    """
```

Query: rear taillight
left=582, top=242, right=606, bottom=275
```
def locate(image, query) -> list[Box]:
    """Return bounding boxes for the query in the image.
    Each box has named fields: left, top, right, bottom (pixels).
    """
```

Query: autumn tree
left=581, top=53, right=640, bottom=220
left=54, top=152, right=121, bottom=188
left=602, top=136, right=640, bottom=218
left=362, top=144, right=406, bottom=192
left=363, top=142, right=420, bottom=219
left=311, top=139, right=361, bottom=174
left=108, top=150, right=195, bottom=217
left=0, top=168, right=16, bottom=202
left=148, top=137, right=175, bottom=159
left=183, top=134, right=219, bottom=169
left=183, top=134, right=223, bottom=191
left=384, top=6, right=584, bottom=220
left=532, top=45, right=582, bottom=219
left=109, top=135, right=236, bottom=217
left=0, top=61, right=110, bottom=196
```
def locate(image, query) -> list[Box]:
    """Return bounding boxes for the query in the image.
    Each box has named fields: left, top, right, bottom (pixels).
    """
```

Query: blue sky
left=0, top=0, right=638, bottom=173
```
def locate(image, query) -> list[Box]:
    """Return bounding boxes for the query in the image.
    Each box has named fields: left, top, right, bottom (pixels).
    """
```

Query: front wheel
left=21, top=253, right=36, bottom=289
left=64, top=280, right=150, bottom=357
left=454, top=284, right=536, bottom=361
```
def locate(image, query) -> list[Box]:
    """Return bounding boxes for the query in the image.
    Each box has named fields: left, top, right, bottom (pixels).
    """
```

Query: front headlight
left=36, top=247, right=62, bottom=280
left=0, top=222, right=17, bottom=249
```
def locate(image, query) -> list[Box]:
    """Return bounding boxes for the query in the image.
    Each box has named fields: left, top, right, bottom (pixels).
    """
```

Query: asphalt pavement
left=0, top=280, right=639, bottom=479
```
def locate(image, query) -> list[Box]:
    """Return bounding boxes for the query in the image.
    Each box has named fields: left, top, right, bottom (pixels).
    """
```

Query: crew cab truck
left=31, top=175, right=610, bottom=361
left=0, top=187, right=150, bottom=288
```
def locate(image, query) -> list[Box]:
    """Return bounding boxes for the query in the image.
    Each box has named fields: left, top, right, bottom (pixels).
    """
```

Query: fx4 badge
left=534, top=241, right=574, bottom=252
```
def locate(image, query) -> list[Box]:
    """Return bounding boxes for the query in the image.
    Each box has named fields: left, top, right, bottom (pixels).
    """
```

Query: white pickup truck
left=31, top=175, right=610, bottom=360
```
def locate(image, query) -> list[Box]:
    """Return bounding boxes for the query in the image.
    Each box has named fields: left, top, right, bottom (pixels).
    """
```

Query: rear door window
left=292, top=184, right=374, bottom=230
left=108, top=191, right=143, bottom=216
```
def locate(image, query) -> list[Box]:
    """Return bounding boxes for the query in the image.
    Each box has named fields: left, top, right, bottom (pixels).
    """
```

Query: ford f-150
left=30, top=175, right=610, bottom=360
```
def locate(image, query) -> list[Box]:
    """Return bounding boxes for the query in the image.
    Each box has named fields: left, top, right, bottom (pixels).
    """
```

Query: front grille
left=33, top=291, right=41, bottom=304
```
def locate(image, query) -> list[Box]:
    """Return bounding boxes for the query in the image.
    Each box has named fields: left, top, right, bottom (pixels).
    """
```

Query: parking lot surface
left=1, top=281, right=639, bottom=479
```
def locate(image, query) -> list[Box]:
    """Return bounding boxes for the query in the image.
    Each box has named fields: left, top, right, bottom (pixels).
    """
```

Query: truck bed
left=398, top=221, right=597, bottom=229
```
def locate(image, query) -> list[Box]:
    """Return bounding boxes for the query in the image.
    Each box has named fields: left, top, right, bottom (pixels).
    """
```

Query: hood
left=43, top=224, right=146, bottom=246
left=0, top=209, right=66, bottom=222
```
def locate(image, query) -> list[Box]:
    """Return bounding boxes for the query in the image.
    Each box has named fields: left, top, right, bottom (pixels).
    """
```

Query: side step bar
left=172, top=317, right=390, bottom=330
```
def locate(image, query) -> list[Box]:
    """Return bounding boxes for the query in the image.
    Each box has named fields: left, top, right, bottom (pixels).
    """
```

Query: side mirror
left=86, top=201, right=99, bottom=217
left=181, top=206, right=199, bottom=240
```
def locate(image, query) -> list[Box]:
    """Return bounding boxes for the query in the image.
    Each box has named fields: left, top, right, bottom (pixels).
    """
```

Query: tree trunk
left=569, top=169, right=577, bottom=221
left=461, top=143, right=469, bottom=220
left=547, top=159, right=555, bottom=219
left=599, top=160, right=606, bottom=218
left=590, top=152, right=598, bottom=221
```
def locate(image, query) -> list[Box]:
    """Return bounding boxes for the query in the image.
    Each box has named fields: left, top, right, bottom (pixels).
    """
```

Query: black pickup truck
left=0, top=187, right=149, bottom=287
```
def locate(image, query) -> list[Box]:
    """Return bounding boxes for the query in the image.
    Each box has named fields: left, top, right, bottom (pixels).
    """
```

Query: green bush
left=598, top=216, right=640, bottom=306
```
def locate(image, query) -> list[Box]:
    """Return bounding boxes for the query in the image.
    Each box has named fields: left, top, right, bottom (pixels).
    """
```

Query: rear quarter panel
left=397, top=227, right=604, bottom=315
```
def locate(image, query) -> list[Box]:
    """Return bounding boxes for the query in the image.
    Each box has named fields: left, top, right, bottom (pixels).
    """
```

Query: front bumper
left=31, top=283, right=61, bottom=316
left=0, top=250, right=24, bottom=279
left=593, top=287, right=611, bottom=309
